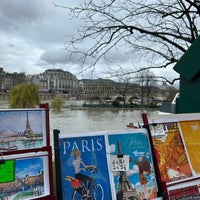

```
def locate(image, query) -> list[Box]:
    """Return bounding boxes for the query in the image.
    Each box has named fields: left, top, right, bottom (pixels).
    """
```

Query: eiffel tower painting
left=116, top=141, right=140, bottom=200
left=23, top=112, right=34, bottom=136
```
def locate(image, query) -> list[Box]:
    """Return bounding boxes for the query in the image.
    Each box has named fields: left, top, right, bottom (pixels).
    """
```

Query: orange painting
left=180, top=120, right=200, bottom=174
left=152, top=122, right=192, bottom=183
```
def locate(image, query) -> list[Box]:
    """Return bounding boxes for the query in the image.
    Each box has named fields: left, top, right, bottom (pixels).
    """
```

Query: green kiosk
left=173, top=36, right=200, bottom=113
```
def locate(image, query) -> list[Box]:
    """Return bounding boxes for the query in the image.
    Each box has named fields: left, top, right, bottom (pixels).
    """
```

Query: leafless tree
left=134, top=70, right=157, bottom=105
left=57, top=0, right=200, bottom=84
left=114, top=76, right=135, bottom=105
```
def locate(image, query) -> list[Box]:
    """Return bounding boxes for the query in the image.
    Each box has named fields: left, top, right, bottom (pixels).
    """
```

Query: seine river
left=0, top=100, right=159, bottom=145
left=49, top=106, right=159, bottom=134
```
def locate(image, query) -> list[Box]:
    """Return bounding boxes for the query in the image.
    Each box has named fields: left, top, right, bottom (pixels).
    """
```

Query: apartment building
left=0, top=67, right=26, bottom=92
left=29, top=69, right=80, bottom=93
left=0, top=67, right=172, bottom=104
left=81, top=78, right=115, bottom=96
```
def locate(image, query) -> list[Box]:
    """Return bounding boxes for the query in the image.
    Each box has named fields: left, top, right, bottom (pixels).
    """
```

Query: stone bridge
left=65, top=93, right=164, bottom=104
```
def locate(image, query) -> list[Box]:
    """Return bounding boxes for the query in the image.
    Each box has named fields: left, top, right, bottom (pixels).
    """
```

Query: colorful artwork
left=151, top=122, right=193, bottom=183
left=179, top=120, right=200, bottom=174
left=0, top=110, right=46, bottom=151
left=59, top=134, right=112, bottom=200
left=108, top=131, right=158, bottom=200
left=142, top=113, right=200, bottom=199
left=0, top=157, right=45, bottom=199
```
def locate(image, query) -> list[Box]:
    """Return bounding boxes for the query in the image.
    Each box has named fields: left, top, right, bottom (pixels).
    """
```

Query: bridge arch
left=115, top=96, right=124, bottom=101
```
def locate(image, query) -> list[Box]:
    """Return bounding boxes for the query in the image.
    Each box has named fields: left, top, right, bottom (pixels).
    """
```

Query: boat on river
left=126, top=122, right=142, bottom=129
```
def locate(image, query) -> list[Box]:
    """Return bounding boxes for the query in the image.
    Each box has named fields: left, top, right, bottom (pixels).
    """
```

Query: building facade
left=0, top=67, right=172, bottom=104
left=29, top=69, right=80, bottom=93
left=81, top=78, right=115, bottom=97
left=0, top=67, right=26, bottom=92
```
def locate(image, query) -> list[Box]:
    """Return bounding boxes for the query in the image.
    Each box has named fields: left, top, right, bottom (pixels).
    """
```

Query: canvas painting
left=59, top=134, right=113, bottom=200
left=0, top=157, right=45, bottom=199
left=151, top=122, right=193, bottom=183
left=108, top=130, right=158, bottom=200
left=179, top=120, right=200, bottom=175
left=0, top=109, right=46, bottom=151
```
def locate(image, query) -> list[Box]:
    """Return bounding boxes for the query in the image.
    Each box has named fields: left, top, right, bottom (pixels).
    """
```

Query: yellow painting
left=180, top=120, right=200, bottom=174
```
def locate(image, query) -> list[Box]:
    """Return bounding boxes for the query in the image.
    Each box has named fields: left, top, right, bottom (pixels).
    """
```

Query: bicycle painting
left=59, top=134, right=112, bottom=200
left=65, top=166, right=104, bottom=200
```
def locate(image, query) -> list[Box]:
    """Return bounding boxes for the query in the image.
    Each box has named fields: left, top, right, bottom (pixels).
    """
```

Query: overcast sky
left=0, top=0, right=77, bottom=74
left=0, top=0, right=179, bottom=81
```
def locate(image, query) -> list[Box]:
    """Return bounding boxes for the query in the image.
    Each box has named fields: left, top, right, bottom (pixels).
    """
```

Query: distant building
left=29, top=69, right=80, bottom=93
left=0, top=67, right=26, bottom=92
left=0, top=67, right=170, bottom=103
left=26, top=74, right=48, bottom=92
left=81, top=78, right=115, bottom=96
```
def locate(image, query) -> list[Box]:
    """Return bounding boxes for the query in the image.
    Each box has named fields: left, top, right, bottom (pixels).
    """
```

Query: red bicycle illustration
left=65, top=166, right=104, bottom=200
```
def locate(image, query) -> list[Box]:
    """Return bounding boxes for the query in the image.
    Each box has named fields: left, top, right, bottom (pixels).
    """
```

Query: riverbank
left=0, top=100, right=160, bottom=111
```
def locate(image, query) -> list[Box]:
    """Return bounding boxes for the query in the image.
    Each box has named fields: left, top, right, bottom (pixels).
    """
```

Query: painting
left=145, top=113, right=200, bottom=199
left=179, top=120, right=200, bottom=175
left=108, top=130, right=158, bottom=200
left=0, top=109, right=46, bottom=151
left=0, top=157, right=46, bottom=200
left=150, top=122, right=193, bottom=183
left=59, top=134, right=113, bottom=200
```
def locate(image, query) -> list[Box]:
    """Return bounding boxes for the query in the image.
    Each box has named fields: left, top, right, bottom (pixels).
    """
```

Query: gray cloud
left=0, top=0, right=71, bottom=73
left=0, top=0, right=47, bottom=32
left=0, top=0, right=132, bottom=78
left=0, top=0, right=179, bottom=81
left=40, top=49, right=68, bottom=65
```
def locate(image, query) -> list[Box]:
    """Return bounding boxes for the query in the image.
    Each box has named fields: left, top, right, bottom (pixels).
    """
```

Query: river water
left=49, top=107, right=159, bottom=151
left=49, top=107, right=158, bottom=134
left=0, top=101, right=159, bottom=144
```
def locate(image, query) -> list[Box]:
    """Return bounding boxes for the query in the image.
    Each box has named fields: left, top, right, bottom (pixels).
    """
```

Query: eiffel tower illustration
left=116, top=141, right=140, bottom=200
left=24, top=112, right=34, bottom=136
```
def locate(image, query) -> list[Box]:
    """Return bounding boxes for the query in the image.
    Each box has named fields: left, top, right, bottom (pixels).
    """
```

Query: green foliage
left=9, top=83, right=40, bottom=108
left=51, top=96, right=65, bottom=112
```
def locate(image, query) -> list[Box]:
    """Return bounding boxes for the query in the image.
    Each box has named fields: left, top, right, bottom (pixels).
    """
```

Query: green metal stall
left=174, top=36, right=200, bottom=113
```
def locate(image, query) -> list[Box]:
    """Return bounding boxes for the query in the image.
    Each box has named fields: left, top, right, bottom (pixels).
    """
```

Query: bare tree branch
left=56, top=0, right=200, bottom=84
